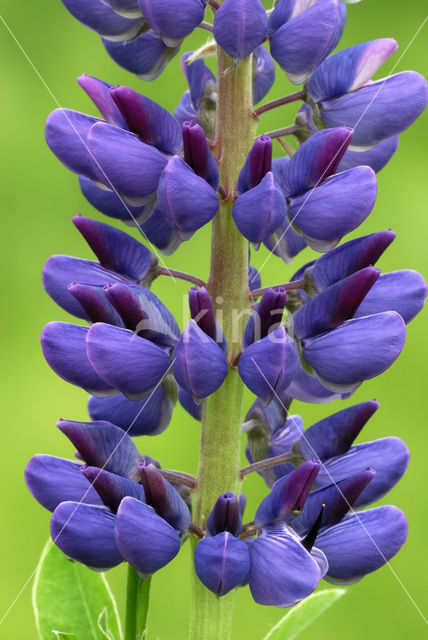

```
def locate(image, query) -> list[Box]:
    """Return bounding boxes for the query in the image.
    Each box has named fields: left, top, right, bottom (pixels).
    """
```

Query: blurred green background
left=0, top=0, right=427, bottom=638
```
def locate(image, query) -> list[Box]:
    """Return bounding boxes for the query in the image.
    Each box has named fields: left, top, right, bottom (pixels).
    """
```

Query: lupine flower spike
left=27, top=1, right=426, bottom=639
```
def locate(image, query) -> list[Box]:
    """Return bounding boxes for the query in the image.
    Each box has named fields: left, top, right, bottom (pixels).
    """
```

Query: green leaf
left=262, top=588, right=346, bottom=640
left=33, top=539, right=123, bottom=640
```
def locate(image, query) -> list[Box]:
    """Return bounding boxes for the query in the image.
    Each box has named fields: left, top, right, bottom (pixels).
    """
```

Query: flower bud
left=233, top=172, right=286, bottom=248
left=207, top=493, right=242, bottom=537
left=139, top=0, right=206, bottom=47
left=194, top=533, right=250, bottom=595
left=243, top=287, right=287, bottom=347
left=173, top=320, right=228, bottom=400
left=237, top=136, right=272, bottom=195
left=139, top=461, right=191, bottom=532
left=213, top=0, right=268, bottom=60
left=189, top=286, right=226, bottom=350
left=157, top=156, right=219, bottom=240
left=182, top=122, right=219, bottom=189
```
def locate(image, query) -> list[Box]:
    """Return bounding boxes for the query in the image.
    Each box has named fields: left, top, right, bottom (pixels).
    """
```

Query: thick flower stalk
left=28, top=1, right=427, bottom=639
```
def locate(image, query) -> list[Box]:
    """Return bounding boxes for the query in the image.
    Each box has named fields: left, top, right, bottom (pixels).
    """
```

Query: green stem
left=188, top=47, right=258, bottom=640
left=125, top=565, right=151, bottom=640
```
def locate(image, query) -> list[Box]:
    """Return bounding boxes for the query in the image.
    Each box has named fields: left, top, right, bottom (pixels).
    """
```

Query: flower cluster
left=29, top=0, right=427, bottom=615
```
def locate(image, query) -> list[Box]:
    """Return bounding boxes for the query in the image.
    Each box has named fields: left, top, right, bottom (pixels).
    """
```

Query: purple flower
left=115, top=498, right=181, bottom=575
left=173, top=320, right=228, bottom=400
left=213, top=0, right=268, bottom=61
left=292, top=266, right=381, bottom=340
left=61, top=0, right=145, bottom=41
left=295, top=103, right=400, bottom=173
left=278, top=127, right=353, bottom=197
left=245, top=399, right=409, bottom=506
left=139, top=0, right=206, bottom=47
left=288, top=165, right=377, bottom=251
left=102, top=0, right=142, bottom=18
left=354, top=270, right=427, bottom=325
left=238, top=326, right=298, bottom=401
left=41, top=322, right=115, bottom=395
left=301, top=311, right=406, bottom=393
left=299, top=229, right=397, bottom=294
left=102, top=30, right=179, bottom=80
left=237, top=135, right=272, bottom=195
left=252, top=46, right=275, bottom=104
left=88, top=385, right=175, bottom=437
left=249, top=463, right=327, bottom=607
left=27, top=422, right=190, bottom=573
left=233, top=172, right=286, bottom=248
left=26, top=420, right=140, bottom=512
left=306, top=39, right=428, bottom=147
left=269, top=0, right=346, bottom=84
left=289, top=477, right=408, bottom=584
left=194, top=493, right=250, bottom=596
left=86, top=323, right=171, bottom=398
left=43, top=216, right=158, bottom=319
left=157, top=156, right=219, bottom=240
left=110, top=84, right=183, bottom=154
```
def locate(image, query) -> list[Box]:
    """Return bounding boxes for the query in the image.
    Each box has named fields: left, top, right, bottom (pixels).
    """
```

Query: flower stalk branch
left=156, top=266, right=206, bottom=287
left=254, top=89, right=305, bottom=116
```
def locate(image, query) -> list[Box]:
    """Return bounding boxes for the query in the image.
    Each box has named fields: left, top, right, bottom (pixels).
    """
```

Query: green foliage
left=262, top=589, right=346, bottom=640
left=33, top=540, right=122, bottom=640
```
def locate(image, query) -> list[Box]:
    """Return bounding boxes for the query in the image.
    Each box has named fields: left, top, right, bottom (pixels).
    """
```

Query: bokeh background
left=0, top=0, right=427, bottom=638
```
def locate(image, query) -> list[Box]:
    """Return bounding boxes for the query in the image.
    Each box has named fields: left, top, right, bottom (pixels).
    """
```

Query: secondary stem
left=254, top=89, right=305, bottom=116
left=188, top=47, right=257, bottom=640
left=156, top=266, right=206, bottom=287
left=125, top=565, right=151, bottom=640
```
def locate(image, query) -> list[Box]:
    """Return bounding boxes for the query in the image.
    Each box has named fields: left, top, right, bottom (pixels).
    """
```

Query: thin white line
left=0, top=13, right=177, bottom=283
left=254, top=15, right=428, bottom=281
left=0, top=361, right=174, bottom=628
left=250, top=356, right=428, bottom=625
